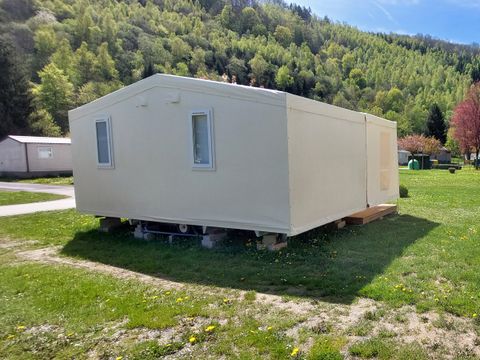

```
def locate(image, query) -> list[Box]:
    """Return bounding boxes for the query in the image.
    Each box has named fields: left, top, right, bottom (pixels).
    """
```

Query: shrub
left=399, top=184, right=409, bottom=198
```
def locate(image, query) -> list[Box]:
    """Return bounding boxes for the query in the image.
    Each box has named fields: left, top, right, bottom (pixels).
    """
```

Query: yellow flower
left=473, top=313, right=478, bottom=318
left=165, top=291, right=171, bottom=295
left=189, top=336, right=197, bottom=344
left=115, top=356, right=123, bottom=360
left=291, top=347, right=299, bottom=357
left=267, top=326, right=273, bottom=331
left=176, top=297, right=184, bottom=303
left=205, top=325, right=215, bottom=332
left=7, top=334, right=15, bottom=340
left=67, top=332, right=74, bottom=337
left=16, top=325, right=26, bottom=331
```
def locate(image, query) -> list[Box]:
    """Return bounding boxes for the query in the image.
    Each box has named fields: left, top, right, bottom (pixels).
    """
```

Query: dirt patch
left=9, top=242, right=480, bottom=359
left=0, top=238, right=38, bottom=249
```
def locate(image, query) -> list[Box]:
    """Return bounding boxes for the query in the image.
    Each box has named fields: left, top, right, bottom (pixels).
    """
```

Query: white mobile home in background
left=0, top=135, right=72, bottom=178
left=69, top=74, right=398, bottom=237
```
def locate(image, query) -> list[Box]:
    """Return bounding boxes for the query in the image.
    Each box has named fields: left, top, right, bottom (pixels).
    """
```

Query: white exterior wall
left=0, top=138, right=27, bottom=172
left=398, top=150, right=410, bottom=165
left=26, top=143, right=72, bottom=172
left=69, top=75, right=399, bottom=236
left=366, top=114, right=399, bottom=206
left=286, top=95, right=368, bottom=235
left=69, top=76, right=291, bottom=233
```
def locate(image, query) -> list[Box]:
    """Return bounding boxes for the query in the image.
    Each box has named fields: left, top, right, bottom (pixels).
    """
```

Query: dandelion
left=290, top=347, right=299, bottom=357
left=205, top=325, right=215, bottom=332
left=165, top=291, right=171, bottom=295
left=473, top=313, right=478, bottom=318
left=176, top=297, right=184, bottom=303
left=115, top=356, right=123, bottom=360
left=7, top=334, right=15, bottom=340
left=16, top=325, right=26, bottom=331
left=189, top=336, right=197, bottom=344
left=267, top=326, right=273, bottom=331
left=67, top=332, right=74, bottom=337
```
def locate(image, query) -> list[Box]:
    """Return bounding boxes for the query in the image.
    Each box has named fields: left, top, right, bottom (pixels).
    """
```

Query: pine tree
left=0, top=36, right=32, bottom=138
left=425, top=104, right=447, bottom=144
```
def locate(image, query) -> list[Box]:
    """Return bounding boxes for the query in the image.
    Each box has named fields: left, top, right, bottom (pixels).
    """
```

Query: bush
left=399, top=184, right=409, bottom=198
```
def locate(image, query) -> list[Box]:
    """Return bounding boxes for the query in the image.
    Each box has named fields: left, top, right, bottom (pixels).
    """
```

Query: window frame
left=94, top=115, right=114, bottom=169
left=37, top=146, right=53, bottom=159
left=189, top=109, right=215, bottom=170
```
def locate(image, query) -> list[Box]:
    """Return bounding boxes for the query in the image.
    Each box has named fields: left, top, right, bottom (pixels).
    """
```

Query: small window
left=38, top=146, right=53, bottom=159
left=95, top=116, right=113, bottom=168
left=190, top=110, right=214, bottom=169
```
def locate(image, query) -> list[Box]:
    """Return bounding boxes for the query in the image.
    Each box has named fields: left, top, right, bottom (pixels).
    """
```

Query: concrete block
left=99, top=217, right=123, bottom=233
left=262, top=234, right=277, bottom=246
left=267, top=241, right=288, bottom=251
left=143, top=232, right=156, bottom=241
left=257, top=234, right=288, bottom=251
left=201, top=231, right=227, bottom=249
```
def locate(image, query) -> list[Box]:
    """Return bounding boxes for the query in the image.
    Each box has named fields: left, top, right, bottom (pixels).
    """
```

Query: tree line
left=1, top=0, right=479, bottom=141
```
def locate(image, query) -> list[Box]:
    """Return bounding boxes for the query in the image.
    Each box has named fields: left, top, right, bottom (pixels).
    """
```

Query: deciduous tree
left=451, top=84, right=480, bottom=168
left=34, top=62, right=74, bottom=133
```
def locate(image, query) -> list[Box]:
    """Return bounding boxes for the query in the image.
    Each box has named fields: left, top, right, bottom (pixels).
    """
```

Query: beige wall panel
left=27, top=143, right=72, bottom=172
left=70, top=82, right=290, bottom=233
left=0, top=138, right=27, bottom=172
left=366, top=114, right=399, bottom=205
left=287, top=95, right=368, bottom=235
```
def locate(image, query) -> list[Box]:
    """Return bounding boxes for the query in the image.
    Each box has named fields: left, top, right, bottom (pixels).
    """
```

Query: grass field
left=0, top=190, right=67, bottom=206
left=0, top=176, right=74, bottom=185
left=0, top=169, right=479, bottom=359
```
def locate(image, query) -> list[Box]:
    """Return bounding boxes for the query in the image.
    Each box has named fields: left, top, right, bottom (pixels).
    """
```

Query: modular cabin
left=0, top=135, right=72, bottom=178
left=398, top=149, right=411, bottom=166
left=69, top=74, right=399, bottom=237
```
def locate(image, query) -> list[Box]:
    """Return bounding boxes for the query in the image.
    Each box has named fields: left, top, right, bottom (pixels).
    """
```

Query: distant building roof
left=7, top=135, right=71, bottom=144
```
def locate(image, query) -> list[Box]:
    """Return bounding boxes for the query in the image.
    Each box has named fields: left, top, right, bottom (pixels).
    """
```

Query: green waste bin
left=408, top=159, right=420, bottom=170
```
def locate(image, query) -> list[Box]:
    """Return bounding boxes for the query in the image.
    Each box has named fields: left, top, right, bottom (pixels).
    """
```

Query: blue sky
left=291, top=0, right=480, bottom=44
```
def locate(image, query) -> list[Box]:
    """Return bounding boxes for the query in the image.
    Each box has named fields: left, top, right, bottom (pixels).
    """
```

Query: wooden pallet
left=345, top=204, right=397, bottom=225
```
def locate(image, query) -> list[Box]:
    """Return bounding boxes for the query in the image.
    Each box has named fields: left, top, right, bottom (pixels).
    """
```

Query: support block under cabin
left=201, top=230, right=228, bottom=249
left=99, top=217, right=123, bottom=233
left=345, top=204, right=397, bottom=225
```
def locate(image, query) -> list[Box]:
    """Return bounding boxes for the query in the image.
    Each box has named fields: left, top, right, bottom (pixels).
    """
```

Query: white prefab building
left=0, top=135, right=72, bottom=178
left=69, top=74, right=398, bottom=237
left=398, top=149, right=411, bottom=166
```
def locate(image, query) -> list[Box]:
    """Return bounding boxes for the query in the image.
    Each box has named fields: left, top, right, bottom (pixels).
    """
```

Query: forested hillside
left=1, top=0, right=478, bottom=138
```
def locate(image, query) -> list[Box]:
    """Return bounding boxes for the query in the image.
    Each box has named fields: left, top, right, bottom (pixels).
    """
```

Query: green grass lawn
left=0, top=176, right=74, bottom=185
left=0, top=190, right=67, bottom=206
left=0, top=169, right=479, bottom=359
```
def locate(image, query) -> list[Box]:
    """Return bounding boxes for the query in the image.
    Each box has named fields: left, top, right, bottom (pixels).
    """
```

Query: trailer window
left=38, top=146, right=53, bottom=159
left=190, top=110, right=214, bottom=169
left=95, top=116, right=113, bottom=168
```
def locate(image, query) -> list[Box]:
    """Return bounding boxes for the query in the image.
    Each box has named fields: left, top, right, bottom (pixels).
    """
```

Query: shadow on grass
left=61, top=214, right=438, bottom=304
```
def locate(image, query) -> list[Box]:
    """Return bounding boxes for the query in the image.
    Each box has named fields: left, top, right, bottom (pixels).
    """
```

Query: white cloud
left=370, top=0, right=399, bottom=24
